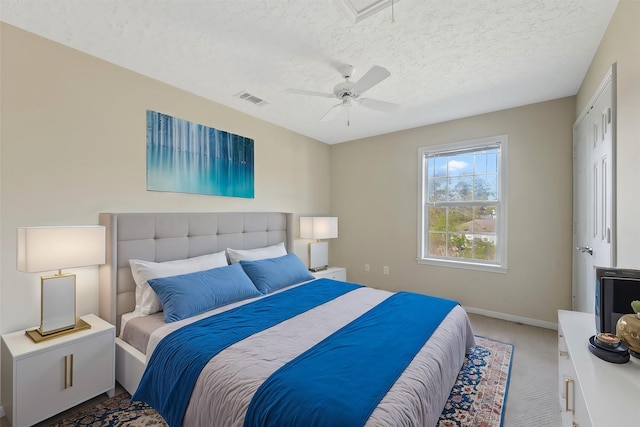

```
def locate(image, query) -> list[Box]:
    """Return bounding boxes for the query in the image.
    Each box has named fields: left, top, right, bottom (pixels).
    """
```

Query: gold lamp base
left=25, top=318, right=91, bottom=343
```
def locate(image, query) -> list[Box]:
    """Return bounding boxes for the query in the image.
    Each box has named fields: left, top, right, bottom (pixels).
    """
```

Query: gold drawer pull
left=63, top=354, right=74, bottom=389
left=565, top=378, right=575, bottom=414
left=63, top=355, right=68, bottom=389
left=70, top=353, right=74, bottom=387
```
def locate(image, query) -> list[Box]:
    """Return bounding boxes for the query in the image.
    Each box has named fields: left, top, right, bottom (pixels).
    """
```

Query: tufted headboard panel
left=98, top=212, right=294, bottom=334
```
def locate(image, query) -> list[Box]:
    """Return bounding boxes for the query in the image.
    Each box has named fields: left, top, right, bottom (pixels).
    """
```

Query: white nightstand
left=1, top=313, right=115, bottom=427
left=311, top=266, right=347, bottom=281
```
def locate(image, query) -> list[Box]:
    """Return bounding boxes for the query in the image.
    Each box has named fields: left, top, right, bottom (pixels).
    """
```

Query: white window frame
left=417, top=135, right=508, bottom=273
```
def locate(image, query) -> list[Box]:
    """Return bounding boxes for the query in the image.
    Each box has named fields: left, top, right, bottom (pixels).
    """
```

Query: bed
left=98, top=212, right=475, bottom=426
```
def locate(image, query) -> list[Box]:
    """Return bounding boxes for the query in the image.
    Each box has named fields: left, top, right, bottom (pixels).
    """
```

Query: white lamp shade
left=17, top=226, right=106, bottom=273
left=300, top=217, right=338, bottom=240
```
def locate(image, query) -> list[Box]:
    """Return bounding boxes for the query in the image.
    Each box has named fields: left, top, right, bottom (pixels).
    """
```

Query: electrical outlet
left=364, top=263, right=370, bottom=272
left=383, top=265, right=389, bottom=275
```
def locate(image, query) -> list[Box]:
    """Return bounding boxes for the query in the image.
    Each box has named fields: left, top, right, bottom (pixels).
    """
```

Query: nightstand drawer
left=312, top=267, right=347, bottom=281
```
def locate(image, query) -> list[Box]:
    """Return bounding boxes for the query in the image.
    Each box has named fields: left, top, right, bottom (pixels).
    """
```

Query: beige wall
left=0, top=23, right=331, bottom=336
left=330, top=97, right=576, bottom=324
left=576, top=0, right=640, bottom=269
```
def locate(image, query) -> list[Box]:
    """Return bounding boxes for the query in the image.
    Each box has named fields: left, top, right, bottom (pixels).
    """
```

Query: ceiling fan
left=287, top=65, right=399, bottom=125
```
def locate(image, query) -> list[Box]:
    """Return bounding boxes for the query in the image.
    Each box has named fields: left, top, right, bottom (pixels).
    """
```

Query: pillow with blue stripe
left=240, top=253, right=315, bottom=294
left=148, top=263, right=261, bottom=323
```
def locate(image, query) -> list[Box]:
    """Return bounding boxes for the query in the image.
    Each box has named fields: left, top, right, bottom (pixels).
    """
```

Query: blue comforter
left=133, top=280, right=458, bottom=426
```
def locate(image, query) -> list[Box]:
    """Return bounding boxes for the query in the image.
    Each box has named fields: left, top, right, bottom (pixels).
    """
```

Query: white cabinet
left=1, top=314, right=115, bottom=426
left=558, top=325, right=591, bottom=427
left=558, top=310, right=640, bottom=427
left=311, top=266, right=347, bottom=281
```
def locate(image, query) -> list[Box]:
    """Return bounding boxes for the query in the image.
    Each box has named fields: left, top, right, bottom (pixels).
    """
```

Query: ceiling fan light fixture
left=288, top=63, right=398, bottom=123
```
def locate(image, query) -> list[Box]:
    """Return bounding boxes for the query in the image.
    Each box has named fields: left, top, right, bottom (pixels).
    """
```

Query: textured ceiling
left=0, top=0, right=619, bottom=144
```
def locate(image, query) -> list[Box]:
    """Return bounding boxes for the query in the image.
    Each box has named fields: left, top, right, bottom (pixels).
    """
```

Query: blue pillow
left=148, top=263, right=261, bottom=323
left=240, top=253, right=315, bottom=294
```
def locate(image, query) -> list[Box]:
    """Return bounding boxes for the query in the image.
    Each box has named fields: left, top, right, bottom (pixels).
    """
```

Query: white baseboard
left=463, top=305, right=558, bottom=330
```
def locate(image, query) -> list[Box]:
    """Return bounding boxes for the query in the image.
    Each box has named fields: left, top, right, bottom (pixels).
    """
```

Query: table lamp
left=17, top=225, right=106, bottom=342
left=300, top=217, right=338, bottom=272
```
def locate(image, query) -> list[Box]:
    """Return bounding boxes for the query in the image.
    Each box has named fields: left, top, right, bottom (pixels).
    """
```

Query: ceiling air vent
left=235, top=91, right=268, bottom=106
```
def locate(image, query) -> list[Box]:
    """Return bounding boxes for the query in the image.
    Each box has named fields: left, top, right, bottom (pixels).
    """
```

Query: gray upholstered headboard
left=98, top=212, right=294, bottom=334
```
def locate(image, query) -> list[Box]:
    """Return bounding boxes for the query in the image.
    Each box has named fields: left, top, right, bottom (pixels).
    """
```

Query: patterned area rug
left=47, top=397, right=166, bottom=427
left=48, top=336, right=512, bottom=427
left=437, top=336, right=514, bottom=427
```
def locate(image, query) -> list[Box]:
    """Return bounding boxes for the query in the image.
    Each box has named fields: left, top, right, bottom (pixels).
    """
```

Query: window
left=418, top=136, right=507, bottom=272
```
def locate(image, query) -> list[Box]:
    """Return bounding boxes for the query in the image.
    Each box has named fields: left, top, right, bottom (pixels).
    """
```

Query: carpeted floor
left=40, top=335, right=512, bottom=427
left=468, top=313, right=562, bottom=427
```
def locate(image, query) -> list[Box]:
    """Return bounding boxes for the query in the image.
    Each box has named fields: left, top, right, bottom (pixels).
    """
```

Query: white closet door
left=572, top=66, right=615, bottom=313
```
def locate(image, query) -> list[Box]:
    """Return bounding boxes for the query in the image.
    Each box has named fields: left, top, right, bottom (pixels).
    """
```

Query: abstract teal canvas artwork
left=146, top=110, right=254, bottom=198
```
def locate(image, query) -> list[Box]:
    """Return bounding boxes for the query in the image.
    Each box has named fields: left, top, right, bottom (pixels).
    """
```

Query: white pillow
left=129, top=251, right=228, bottom=316
left=226, top=242, right=287, bottom=264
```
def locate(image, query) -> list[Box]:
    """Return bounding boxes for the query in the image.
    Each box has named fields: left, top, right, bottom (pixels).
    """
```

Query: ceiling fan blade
left=352, top=66, right=391, bottom=95
left=358, top=98, right=400, bottom=113
left=286, top=88, right=334, bottom=98
left=320, top=103, right=344, bottom=121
